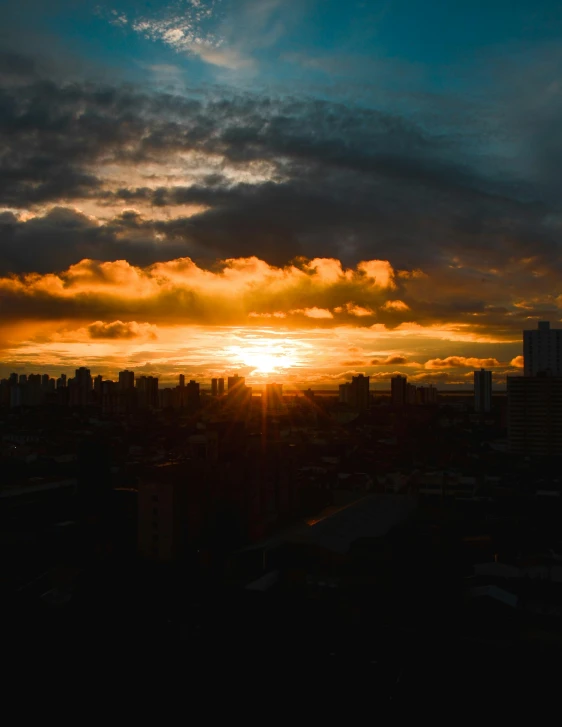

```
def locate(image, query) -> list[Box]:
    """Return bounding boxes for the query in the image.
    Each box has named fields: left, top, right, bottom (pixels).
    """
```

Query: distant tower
left=179, top=374, right=185, bottom=388
left=474, top=368, right=492, bottom=413
left=523, top=321, right=562, bottom=377
left=119, top=369, right=135, bottom=390
left=211, top=378, right=218, bottom=396
left=391, top=375, right=408, bottom=406
left=218, top=378, right=225, bottom=396
left=228, top=375, right=245, bottom=392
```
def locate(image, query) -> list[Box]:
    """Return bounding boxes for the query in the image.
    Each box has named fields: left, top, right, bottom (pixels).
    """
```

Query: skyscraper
left=391, top=375, right=408, bottom=406
left=211, top=378, right=218, bottom=396
left=474, top=368, right=492, bottom=413
left=523, top=321, right=562, bottom=377
left=350, top=374, right=370, bottom=411
left=228, top=375, right=245, bottom=392
left=508, top=375, right=562, bottom=455
left=179, top=374, right=185, bottom=388
left=218, top=378, right=225, bottom=396
left=118, top=369, right=135, bottom=390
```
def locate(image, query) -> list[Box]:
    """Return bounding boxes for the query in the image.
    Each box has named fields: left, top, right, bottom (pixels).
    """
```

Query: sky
left=1, top=0, right=562, bottom=387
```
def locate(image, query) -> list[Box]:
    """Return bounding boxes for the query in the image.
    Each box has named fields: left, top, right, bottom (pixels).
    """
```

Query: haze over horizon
left=2, top=0, right=562, bottom=386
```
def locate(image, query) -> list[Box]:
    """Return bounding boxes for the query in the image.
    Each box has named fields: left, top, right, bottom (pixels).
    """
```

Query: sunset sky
left=1, top=0, right=562, bottom=387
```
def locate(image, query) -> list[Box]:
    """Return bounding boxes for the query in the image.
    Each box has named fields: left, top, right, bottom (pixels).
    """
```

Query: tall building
left=228, top=375, right=245, bottom=392
left=523, top=321, right=562, bottom=377
left=186, top=380, right=200, bottom=410
left=179, top=374, right=185, bottom=388
left=211, top=378, right=218, bottom=396
left=391, top=375, right=408, bottom=406
left=56, top=374, right=67, bottom=389
left=474, top=368, right=492, bottom=413
left=71, top=367, right=92, bottom=406
left=93, top=374, right=103, bottom=399
left=508, top=375, right=562, bottom=455
left=137, top=375, right=159, bottom=409
left=218, top=378, right=225, bottom=396
left=118, top=369, right=135, bottom=390
left=350, top=374, right=370, bottom=411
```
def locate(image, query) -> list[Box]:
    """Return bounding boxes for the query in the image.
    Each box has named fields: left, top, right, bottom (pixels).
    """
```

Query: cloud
left=424, top=356, right=503, bottom=369
left=334, top=302, right=375, bottom=317
left=510, top=355, right=524, bottom=368
left=87, top=320, right=158, bottom=340
left=371, top=355, right=409, bottom=365
left=0, top=255, right=400, bottom=324
left=381, top=300, right=410, bottom=311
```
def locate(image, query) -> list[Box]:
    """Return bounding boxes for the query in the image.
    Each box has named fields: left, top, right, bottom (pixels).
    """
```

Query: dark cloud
left=1, top=59, right=562, bottom=297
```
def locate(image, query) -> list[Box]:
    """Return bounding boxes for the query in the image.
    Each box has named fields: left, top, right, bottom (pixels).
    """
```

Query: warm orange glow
left=229, top=341, right=299, bottom=374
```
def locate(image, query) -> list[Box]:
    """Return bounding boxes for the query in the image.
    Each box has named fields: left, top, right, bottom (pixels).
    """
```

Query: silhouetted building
left=218, top=378, right=225, bottom=396
left=56, top=374, right=67, bottom=389
left=186, top=380, right=200, bottom=410
left=211, top=378, right=219, bottom=396
left=118, top=369, right=135, bottom=390
left=339, top=383, right=351, bottom=404
left=137, top=375, right=159, bottom=409
left=416, top=385, right=438, bottom=405
left=391, top=375, right=408, bottom=406
left=507, top=374, right=562, bottom=455
left=179, top=374, right=185, bottom=388
left=524, top=320, right=562, bottom=377
left=474, top=368, right=492, bottom=413
left=350, top=374, right=370, bottom=411
left=228, top=375, right=245, bottom=392
left=69, top=367, right=92, bottom=406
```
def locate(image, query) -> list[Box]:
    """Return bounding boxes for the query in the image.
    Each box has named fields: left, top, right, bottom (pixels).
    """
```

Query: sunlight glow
left=229, top=341, right=299, bottom=374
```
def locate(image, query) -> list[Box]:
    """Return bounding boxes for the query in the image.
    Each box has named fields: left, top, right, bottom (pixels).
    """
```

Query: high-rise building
left=118, top=369, right=135, bottom=390
left=179, top=374, right=185, bottom=388
left=94, top=374, right=103, bottom=399
left=41, top=373, right=50, bottom=389
left=228, top=375, right=245, bottom=392
left=19, top=374, right=27, bottom=385
left=474, top=368, right=492, bottom=413
left=56, top=374, right=67, bottom=389
left=218, top=378, right=225, bottom=396
left=508, top=374, right=562, bottom=455
left=391, top=375, right=408, bottom=406
left=523, top=321, right=562, bottom=377
left=350, top=374, right=370, bottom=411
left=211, top=378, right=218, bottom=396
left=137, top=375, right=159, bottom=409
left=186, top=380, right=200, bottom=410
left=71, top=367, right=92, bottom=406
left=416, top=385, right=438, bottom=405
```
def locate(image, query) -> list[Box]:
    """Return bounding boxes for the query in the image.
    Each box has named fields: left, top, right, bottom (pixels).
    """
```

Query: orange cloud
left=87, top=320, right=158, bottom=340
left=510, top=355, right=524, bottom=368
left=371, top=355, right=409, bottom=365
left=424, top=356, right=502, bottom=369
left=381, top=300, right=410, bottom=311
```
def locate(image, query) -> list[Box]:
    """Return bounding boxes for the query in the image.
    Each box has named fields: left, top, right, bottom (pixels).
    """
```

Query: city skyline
left=2, top=1, right=562, bottom=385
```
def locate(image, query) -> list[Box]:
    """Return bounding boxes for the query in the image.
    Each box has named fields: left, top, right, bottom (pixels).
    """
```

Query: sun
left=228, top=341, right=298, bottom=374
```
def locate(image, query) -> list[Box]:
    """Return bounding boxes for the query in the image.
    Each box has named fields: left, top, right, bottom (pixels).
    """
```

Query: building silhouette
left=508, top=374, right=562, bottom=455
left=118, top=369, right=135, bottom=390
left=137, top=375, right=159, bottom=409
left=474, top=368, right=492, bottom=413
left=524, top=320, right=562, bottom=376
left=391, top=375, right=408, bottom=406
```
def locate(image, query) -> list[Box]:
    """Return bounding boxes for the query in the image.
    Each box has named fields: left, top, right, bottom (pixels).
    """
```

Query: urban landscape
left=4, top=0, right=562, bottom=713
left=3, top=320, right=562, bottom=706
